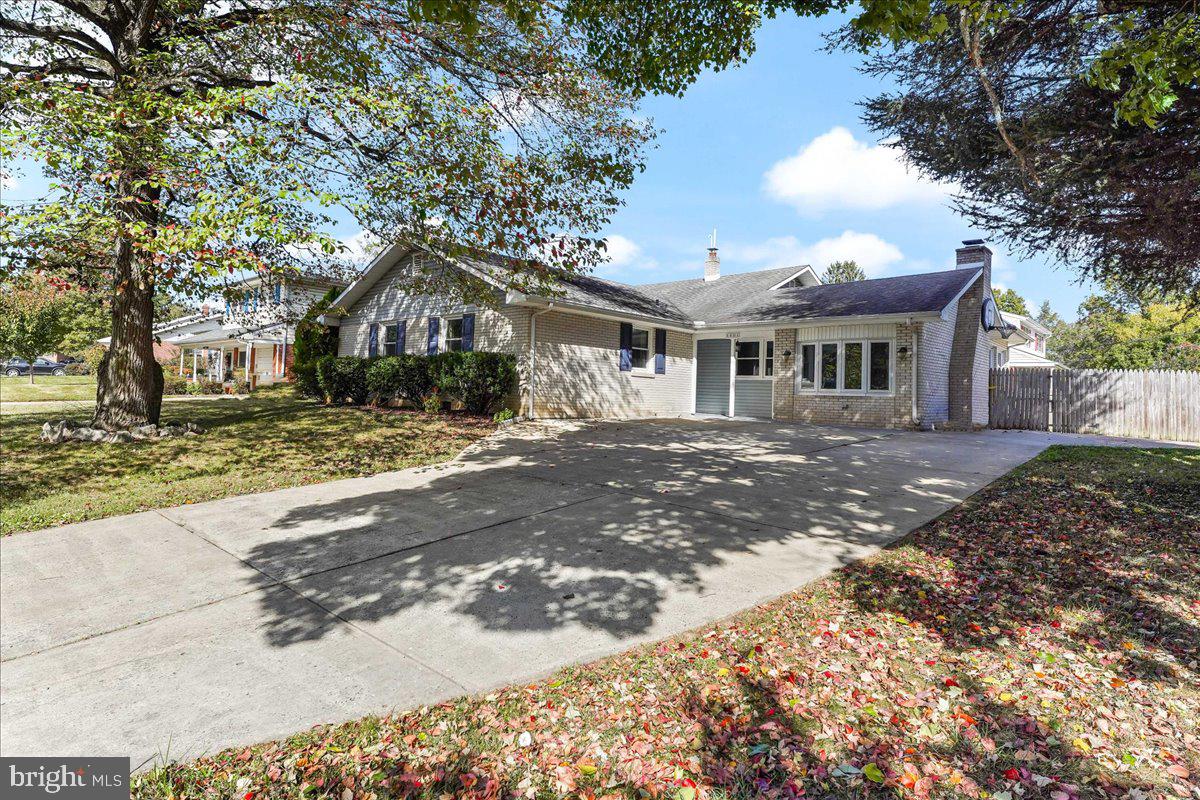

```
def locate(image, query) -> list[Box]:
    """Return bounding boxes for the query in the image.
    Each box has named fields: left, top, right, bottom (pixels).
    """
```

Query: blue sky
left=1, top=11, right=1095, bottom=319
left=587, top=12, right=1095, bottom=320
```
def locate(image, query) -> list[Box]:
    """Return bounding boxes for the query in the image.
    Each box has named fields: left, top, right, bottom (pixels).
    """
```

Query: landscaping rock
left=39, top=419, right=205, bottom=444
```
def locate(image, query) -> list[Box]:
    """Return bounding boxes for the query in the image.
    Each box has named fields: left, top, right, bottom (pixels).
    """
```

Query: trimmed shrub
left=65, top=361, right=91, bottom=376
left=440, top=352, right=518, bottom=415
left=317, top=355, right=369, bottom=404
left=365, top=355, right=434, bottom=407
left=292, top=360, right=322, bottom=399
left=184, top=379, right=222, bottom=395
left=427, top=351, right=464, bottom=397
left=162, top=370, right=189, bottom=395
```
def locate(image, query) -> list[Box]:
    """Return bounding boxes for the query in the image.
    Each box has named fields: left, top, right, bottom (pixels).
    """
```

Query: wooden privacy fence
left=990, top=368, right=1200, bottom=442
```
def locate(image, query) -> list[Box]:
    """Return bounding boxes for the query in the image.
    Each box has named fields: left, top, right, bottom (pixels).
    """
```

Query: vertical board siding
left=696, top=339, right=731, bottom=415
left=990, top=368, right=1200, bottom=442
left=733, top=379, right=773, bottom=418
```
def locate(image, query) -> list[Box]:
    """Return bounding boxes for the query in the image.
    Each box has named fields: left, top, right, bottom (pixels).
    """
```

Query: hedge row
left=309, top=352, right=517, bottom=415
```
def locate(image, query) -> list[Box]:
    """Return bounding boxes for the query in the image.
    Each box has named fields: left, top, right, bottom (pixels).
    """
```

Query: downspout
left=527, top=304, right=554, bottom=419
left=910, top=318, right=919, bottom=427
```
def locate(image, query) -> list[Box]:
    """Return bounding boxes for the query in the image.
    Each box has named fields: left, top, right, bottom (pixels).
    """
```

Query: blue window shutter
left=462, top=313, right=475, bottom=352
left=427, top=317, right=440, bottom=355
left=273, top=283, right=281, bottom=303
left=368, top=324, right=379, bottom=358
left=654, top=328, right=666, bottom=374
left=395, top=322, right=406, bottom=355
left=619, top=322, right=632, bottom=372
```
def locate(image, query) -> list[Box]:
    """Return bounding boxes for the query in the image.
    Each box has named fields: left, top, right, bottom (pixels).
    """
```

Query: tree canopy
left=993, top=287, right=1030, bottom=317
left=0, top=273, right=77, bottom=381
left=821, top=260, right=865, bottom=283
left=1, top=0, right=653, bottom=426
left=553, top=1, right=1196, bottom=128
left=857, top=1, right=1199, bottom=302
left=551, top=0, right=1198, bottom=300
left=1047, top=292, right=1200, bottom=371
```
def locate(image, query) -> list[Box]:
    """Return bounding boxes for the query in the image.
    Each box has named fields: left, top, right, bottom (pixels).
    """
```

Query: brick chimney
left=947, top=239, right=993, bottom=429
left=956, top=238, right=992, bottom=285
left=704, top=228, right=720, bottom=282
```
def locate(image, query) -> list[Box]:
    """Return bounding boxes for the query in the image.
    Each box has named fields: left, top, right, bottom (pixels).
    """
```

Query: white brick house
left=327, top=239, right=1023, bottom=429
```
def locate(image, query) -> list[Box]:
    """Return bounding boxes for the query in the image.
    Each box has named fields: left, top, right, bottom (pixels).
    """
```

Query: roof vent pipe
left=704, top=228, right=720, bottom=282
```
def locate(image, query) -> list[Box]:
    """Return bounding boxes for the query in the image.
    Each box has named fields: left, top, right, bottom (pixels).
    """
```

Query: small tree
left=821, top=260, right=866, bottom=284
left=993, top=287, right=1031, bottom=316
left=0, top=274, right=77, bottom=383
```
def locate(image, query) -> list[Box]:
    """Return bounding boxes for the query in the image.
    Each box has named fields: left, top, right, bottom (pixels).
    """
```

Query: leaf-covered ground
left=1, top=386, right=494, bottom=533
left=135, top=445, right=1199, bottom=800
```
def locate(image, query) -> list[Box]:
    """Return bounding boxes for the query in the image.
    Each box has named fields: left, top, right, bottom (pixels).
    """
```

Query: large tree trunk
left=93, top=179, right=163, bottom=429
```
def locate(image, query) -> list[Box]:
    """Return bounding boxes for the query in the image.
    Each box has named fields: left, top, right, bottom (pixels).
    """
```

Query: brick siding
left=771, top=323, right=917, bottom=428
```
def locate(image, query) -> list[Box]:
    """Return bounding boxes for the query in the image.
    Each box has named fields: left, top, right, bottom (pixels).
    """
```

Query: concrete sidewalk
left=0, top=421, right=1178, bottom=766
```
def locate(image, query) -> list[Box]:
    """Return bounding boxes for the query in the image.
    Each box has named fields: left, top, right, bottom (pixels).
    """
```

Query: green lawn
left=0, top=375, right=98, bottom=403
left=0, top=385, right=495, bottom=534
left=134, top=445, right=1200, bottom=800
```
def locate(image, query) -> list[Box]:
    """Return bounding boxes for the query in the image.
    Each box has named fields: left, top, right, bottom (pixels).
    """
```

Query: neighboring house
left=326, top=238, right=1024, bottom=429
left=101, top=273, right=348, bottom=388
left=991, top=311, right=1060, bottom=368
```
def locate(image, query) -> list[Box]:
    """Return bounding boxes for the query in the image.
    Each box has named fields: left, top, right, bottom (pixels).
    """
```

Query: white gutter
left=527, top=304, right=554, bottom=419
left=697, top=311, right=942, bottom=330
left=511, top=296, right=693, bottom=333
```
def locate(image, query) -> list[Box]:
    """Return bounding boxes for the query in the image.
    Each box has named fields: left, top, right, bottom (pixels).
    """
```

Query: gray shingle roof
left=438, top=247, right=978, bottom=327
left=456, top=251, right=692, bottom=325
left=702, top=268, right=981, bottom=324
left=637, top=266, right=808, bottom=322
left=551, top=274, right=693, bottom=324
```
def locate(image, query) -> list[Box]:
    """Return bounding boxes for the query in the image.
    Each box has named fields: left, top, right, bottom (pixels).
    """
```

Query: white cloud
left=338, top=229, right=382, bottom=263
left=602, top=234, right=642, bottom=267
left=721, top=230, right=904, bottom=277
left=763, top=127, right=956, bottom=214
left=595, top=234, right=657, bottom=277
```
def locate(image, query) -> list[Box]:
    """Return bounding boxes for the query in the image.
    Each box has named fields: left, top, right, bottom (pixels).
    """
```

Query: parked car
left=4, top=358, right=68, bottom=377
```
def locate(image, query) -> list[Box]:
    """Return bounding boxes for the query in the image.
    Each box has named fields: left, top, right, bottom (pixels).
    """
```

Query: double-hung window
left=735, top=341, right=761, bottom=376
left=799, top=340, right=893, bottom=394
left=384, top=323, right=401, bottom=356
left=735, top=339, right=774, bottom=378
left=630, top=326, right=650, bottom=370
left=444, top=317, right=465, bottom=352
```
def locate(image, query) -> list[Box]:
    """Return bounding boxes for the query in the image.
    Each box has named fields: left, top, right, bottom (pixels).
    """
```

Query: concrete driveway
left=0, top=420, right=1163, bottom=766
